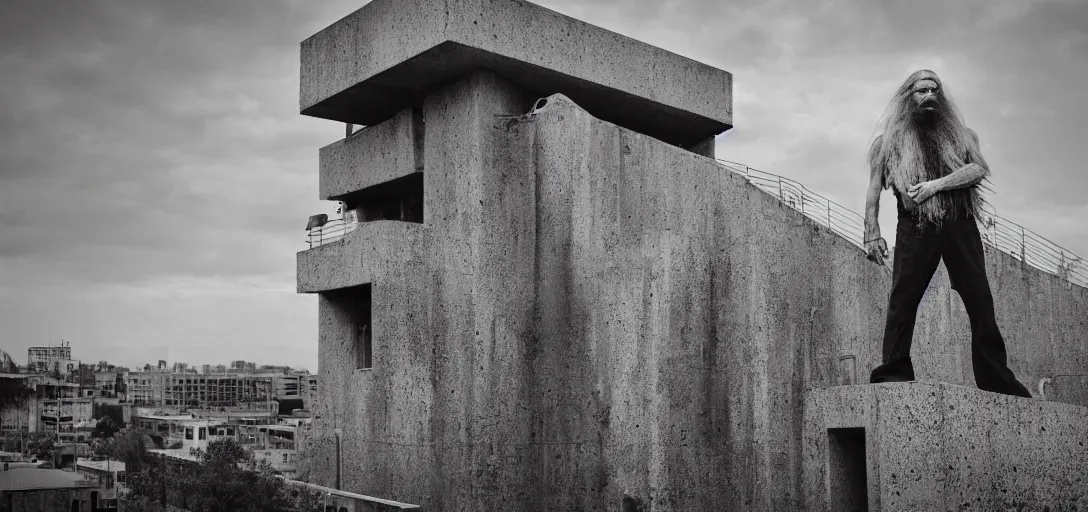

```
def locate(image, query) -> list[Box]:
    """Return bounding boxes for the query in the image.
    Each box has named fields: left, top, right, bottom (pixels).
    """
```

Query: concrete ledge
left=803, top=381, right=1088, bottom=511
left=297, top=221, right=427, bottom=293
left=300, top=0, right=732, bottom=147
left=320, top=107, right=423, bottom=201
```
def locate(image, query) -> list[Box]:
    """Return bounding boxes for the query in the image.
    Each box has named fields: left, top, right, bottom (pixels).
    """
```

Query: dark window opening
left=828, top=427, right=868, bottom=512
left=336, top=172, right=423, bottom=225
left=325, top=284, right=373, bottom=371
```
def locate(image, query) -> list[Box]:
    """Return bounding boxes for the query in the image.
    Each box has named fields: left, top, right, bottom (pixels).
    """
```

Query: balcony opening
left=827, top=427, right=868, bottom=512
left=337, top=172, right=424, bottom=225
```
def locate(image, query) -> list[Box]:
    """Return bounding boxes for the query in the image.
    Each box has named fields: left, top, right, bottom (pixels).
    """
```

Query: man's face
left=911, top=78, right=940, bottom=113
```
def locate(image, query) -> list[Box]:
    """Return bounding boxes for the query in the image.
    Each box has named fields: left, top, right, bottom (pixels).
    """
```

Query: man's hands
left=865, top=237, right=889, bottom=266
left=907, top=180, right=939, bottom=204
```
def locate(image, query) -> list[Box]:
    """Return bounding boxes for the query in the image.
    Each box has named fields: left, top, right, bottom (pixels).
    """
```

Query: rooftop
left=76, top=459, right=126, bottom=473
left=0, top=468, right=98, bottom=491
left=148, top=449, right=201, bottom=463
left=300, top=0, right=732, bottom=148
left=137, top=414, right=196, bottom=422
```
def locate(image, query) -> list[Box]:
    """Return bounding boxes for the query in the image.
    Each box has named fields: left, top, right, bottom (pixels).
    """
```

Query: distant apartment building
left=239, top=424, right=298, bottom=476
left=27, top=343, right=77, bottom=374
left=38, top=398, right=94, bottom=434
left=125, top=372, right=272, bottom=408
left=0, top=374, right=88, bottom=433
left=230, top=360, right=258, bottom=372
left=89, top=371, right=122, bottom=399
left=126, top=371, right=166, bottom=404
left=305, top=375, right=318, bottom=411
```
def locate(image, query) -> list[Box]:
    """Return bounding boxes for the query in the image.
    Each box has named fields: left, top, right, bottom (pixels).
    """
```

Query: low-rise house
left=0, top=466, right=100, bottom=512
left=75, top=458, right=126, bottom=509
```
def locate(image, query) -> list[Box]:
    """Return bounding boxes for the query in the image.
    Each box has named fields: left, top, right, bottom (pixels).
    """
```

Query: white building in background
left=27, top=342, right=77, bottom=374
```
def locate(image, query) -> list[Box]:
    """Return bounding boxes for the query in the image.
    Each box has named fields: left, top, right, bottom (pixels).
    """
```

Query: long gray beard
left=886, top=119, right=982, bottom=226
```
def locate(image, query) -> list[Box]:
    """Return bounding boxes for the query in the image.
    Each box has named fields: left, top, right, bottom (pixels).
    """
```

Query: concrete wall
left=300, top=71, right=1088, bottom=510
left=803, top=382, right=1088, bottom=511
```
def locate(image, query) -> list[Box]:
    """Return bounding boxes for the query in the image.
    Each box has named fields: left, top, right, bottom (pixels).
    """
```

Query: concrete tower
left=296, top=0, right=1088, bottom=510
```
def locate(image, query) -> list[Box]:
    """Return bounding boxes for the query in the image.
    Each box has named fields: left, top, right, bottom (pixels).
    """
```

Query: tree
left=27, top=434, right=54, bottom=459
left=117, top=436, right=323, bottom=512
left=92, top=415, right=120, bottom=439
left=99, top=430, right=155, bottom=474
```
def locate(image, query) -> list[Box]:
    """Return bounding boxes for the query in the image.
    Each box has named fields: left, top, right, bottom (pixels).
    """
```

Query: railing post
left=778, top=177, right=783, bottom=200
left=1020, top=227, right=1027, bottom=263
left=827, top=201, right=832, bottom=228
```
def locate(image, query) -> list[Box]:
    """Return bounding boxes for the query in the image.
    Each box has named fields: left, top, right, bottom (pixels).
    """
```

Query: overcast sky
left=1, top=0, right=1085, bottom=372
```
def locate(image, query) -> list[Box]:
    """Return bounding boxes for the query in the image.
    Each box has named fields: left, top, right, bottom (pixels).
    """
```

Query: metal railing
left=300, top=159, right=1087, bottom=289
left=306, top=217, right=359, bottom=249
left=716, top=159, right=1088, bottom=290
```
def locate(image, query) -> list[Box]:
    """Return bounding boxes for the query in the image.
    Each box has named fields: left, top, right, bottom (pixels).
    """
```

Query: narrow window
left=322, top=283, right=375, bottom=372
left=827, top=427, right=868, bottom=511
left=357, top=317, right=372, bottom=370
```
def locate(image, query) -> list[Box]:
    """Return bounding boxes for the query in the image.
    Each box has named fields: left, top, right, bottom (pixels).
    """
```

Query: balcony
left=305, top=214, right=358, bottom=249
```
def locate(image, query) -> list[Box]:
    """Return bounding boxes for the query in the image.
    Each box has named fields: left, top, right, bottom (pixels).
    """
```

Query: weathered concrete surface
left=299, top=0, right=732, bottom=148
left=319, top=107, right=423, bottom=201
left=298, top=74, right=1088, bottom=510
left=804, top=382, right=1088, bottom=511
left=297, top=221, right=426, bottom=293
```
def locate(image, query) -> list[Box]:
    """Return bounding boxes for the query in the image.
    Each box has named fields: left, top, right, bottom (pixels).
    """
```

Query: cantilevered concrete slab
left=803, top=382, right=1088, bottom=511
left=300, top=0, right=732, bottom=148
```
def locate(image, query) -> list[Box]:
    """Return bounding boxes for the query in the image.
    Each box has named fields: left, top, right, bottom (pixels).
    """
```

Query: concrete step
left=803, top=381, right=1088, bottom=511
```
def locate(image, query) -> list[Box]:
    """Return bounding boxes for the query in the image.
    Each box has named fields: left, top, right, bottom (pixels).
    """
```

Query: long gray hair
left=868, top=70, right=990, bottom=224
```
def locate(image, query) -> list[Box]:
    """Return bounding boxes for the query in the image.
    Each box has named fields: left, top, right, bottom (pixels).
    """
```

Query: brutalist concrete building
left=295, top=0, right=1088, bottom=510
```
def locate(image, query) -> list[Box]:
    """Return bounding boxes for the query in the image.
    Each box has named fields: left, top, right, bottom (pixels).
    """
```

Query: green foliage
left=93, top=415, right=121, bottom=439
left=99, top=430, right=156, bottom=474
left=93, top=402, right=125, bottom=428
left=116, top=436, right=323, bottom=512
left=27, top=434, right=55, bottom=460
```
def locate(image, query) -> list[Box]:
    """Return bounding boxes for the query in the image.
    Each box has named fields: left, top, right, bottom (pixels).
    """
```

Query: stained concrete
left=296, top=2, right=1088, bottom=509
left=319, top=107, right=423, bottom=201
left=803, top=382, right=1088, bottom=511
left=299, top=0, right=733, bottom=148
left=298, top=80, right=1088, bottom=509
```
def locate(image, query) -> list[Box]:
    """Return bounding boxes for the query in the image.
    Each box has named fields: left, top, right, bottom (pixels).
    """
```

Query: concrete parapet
left=803, top=381, right=1088, bottom=511
left=299, top=0, right=733, bottom=148
left=297, top=220, right=427, bottom=293
left=319, top=107, right=424, bottom=201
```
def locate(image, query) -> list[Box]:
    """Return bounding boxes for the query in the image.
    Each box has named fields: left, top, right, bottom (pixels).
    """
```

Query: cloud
left=0, top=0, right=1084, bottom=370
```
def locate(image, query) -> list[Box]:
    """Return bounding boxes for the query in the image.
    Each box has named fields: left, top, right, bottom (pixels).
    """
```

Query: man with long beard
left=863, top=70, right=1032, bottom=398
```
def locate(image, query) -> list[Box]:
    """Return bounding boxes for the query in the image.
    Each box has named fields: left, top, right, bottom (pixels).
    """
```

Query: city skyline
left=2, top=0, right=1086, bottom=371
left=7, top=343, right=311, bottom=375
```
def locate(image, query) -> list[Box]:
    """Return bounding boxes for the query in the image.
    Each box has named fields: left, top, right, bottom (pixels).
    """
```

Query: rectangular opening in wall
left=323, top=283, right=374, bottom=371
left=335, top=172, right=424, bottom=225
left=357, top=288, right=372, bottom=370
left=827, top=427, right=868, bottom=512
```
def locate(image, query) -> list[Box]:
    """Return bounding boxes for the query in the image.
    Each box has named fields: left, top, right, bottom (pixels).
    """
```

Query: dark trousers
left=869, top=202, right=1032, bottom=398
